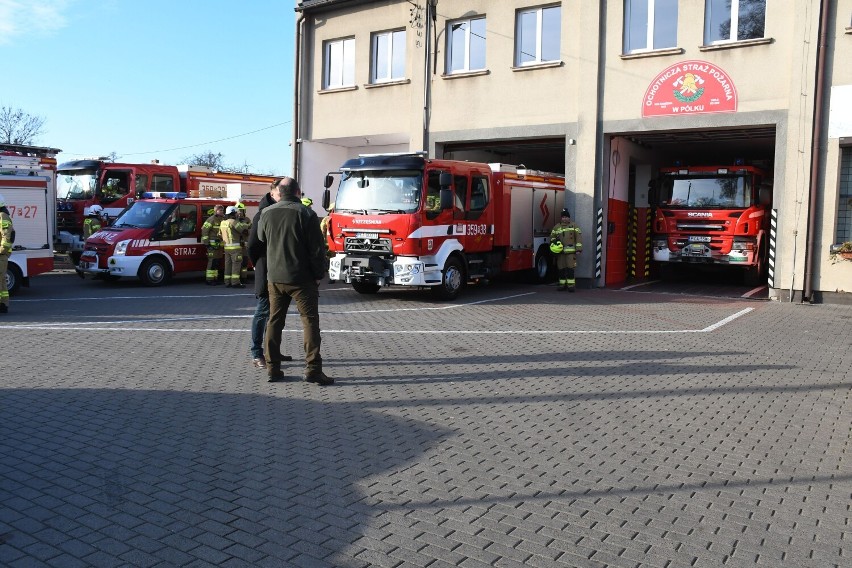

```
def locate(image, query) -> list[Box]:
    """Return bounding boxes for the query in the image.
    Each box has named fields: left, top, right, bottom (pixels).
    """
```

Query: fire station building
left=293, top=0, right=852, bottom=303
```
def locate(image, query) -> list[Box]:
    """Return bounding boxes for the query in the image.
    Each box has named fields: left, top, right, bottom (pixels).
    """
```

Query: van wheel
left=5, top=263, right=22, bottom=294
left=139, top=257, right=171, bottom=286
left=352, top=281, right=381, bottom=294
left=432, top=256, right=465, bottom=300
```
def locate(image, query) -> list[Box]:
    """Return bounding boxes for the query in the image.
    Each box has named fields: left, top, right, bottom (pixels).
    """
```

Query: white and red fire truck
left=0, top=143, right=61, bottom=293
left=77, top=194, right=259, bottom=286
left=55, top=159, right=276, bottom=262
left=321, top=153, right=566, bottom=299
left=649, top=163, right=772, bottom=285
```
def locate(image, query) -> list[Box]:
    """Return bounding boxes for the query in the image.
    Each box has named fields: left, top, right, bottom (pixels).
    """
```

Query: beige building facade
left=294, top=0, right=852, bottom=302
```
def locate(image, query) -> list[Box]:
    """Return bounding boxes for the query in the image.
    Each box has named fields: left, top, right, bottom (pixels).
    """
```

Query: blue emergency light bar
left=142, top=191, right=187, bottom=199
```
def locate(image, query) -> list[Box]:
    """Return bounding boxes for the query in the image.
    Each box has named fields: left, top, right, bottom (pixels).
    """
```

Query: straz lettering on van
left=173, top=247, right=198, bottom=256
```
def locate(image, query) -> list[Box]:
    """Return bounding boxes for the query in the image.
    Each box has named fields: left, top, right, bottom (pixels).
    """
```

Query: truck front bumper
left=328, top=254, right=439, bottom=287
left=106, top=255, right=147, bottom=278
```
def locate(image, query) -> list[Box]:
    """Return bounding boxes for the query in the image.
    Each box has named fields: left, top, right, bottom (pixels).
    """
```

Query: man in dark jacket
left=246, top=182, right=293, bottom=368
left=251, top=177, right=332, bottom=385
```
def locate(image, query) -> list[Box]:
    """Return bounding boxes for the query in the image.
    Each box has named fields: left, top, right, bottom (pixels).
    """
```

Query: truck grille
left=345, top=236, right=392, bottom=254
left=85, top=242, right=111, bottom=255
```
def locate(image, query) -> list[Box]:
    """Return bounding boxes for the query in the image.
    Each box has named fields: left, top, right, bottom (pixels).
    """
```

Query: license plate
left=355, top=232, right=375, bottom=239
left=688, top=236, right=712, bottom=243
left=80, top=261, right=91, bottom=269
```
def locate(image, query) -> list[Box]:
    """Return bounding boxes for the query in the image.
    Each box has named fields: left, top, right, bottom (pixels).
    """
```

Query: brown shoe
left=252, top=357, right=266, bottom=369
left=303, top=372, right=334, bottom=386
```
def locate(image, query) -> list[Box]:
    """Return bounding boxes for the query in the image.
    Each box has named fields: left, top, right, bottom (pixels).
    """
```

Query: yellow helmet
left=549, top=240, right=564, bottom=254
left=235, top=202, right=246, bottom=210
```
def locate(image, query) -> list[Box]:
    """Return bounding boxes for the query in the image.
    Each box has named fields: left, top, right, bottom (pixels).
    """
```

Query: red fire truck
left=321, top=153, right=566, bottom=299
left=78, top=194, right=258, bottom=286
left=0, top=143, right=61, bottom=293
left=55, top=159, right=276, bottom=262
left=650, top=163, right=772, bottom=285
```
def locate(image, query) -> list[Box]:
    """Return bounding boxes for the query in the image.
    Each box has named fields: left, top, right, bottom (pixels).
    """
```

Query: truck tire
left=5, top=263, right=22, bottom=294
left=744, top=241, right=767, bottom=286
left=432, top=256, right=465, bottom=300
left=352, top=281, right=381, bottom=294
left=528, top=246, right=551, bottom=283
left=138, top=256, right=171, bottom=287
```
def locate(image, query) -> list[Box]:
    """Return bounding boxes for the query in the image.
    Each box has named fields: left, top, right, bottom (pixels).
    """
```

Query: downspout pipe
left=802, top=0, right=831, bottom=302
left=422, top=1, right=433, bottom=155
left=293, top=13, right=305, bottom=181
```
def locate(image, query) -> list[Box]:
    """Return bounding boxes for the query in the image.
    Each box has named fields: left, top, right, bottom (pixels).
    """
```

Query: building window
left=837, top=147, right=852, bottom=243
left=623, top=0, right=678, bottom=53
left=515, top=4, right=561, bottom=66
left=324, top=37, right=355, bottom=89
left=371, top=29, right=406, bottom=83
left=704, top=0, right=765, bottom=44
left=447, top=17, right=486, bottom=73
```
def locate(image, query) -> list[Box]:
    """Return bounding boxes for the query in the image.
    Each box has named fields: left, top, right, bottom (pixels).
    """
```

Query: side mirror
left=324, top=174, right=334, bottom=189
left=439, top=188, right=453, bottom=210
left=322, top=189, right=330, bottom=210
left=439, top=172, right=452, bottom=188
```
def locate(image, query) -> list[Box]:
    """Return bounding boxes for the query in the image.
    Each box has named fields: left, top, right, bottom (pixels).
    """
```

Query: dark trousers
left=251, top=295, right=270, bottom=359
left=265, top=281, right=322, bottom=376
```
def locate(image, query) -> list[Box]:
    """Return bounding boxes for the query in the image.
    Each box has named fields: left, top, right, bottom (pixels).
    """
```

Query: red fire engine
left=322, top=153, right=566, bottom=299
left=55, top=159, right=276, bottom=262
left=650, top=163, right=772, bottom=285
left=0, top=143, right=61, bottom=292
left=78, top=194, right=259, bottom=286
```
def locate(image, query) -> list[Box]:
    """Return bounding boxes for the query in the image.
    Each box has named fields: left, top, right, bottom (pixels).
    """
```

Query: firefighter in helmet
left=82, top=205, right=105, bottom=240
left=550, top=208, right=582, bottom=292
left=201, top=204, right=226, bottom=285
left=234, top=201, right=251, bottom=284
left=0, top=194, right=14, bottom=314
left=220, top=205, right=246, bottom=288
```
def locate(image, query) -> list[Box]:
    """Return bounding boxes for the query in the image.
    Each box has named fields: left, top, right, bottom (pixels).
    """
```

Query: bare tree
left=182, top=150, right=227, bottom=170
left=0, top=105, right=46, bottom=145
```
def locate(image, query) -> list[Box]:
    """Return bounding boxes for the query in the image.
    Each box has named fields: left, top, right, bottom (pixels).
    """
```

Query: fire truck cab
left=78, top=194, right=257, bottom=286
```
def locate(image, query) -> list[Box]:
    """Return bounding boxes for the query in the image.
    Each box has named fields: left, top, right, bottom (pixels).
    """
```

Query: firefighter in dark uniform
left=550, top=208, right=582, bottom=292
left=201, top=204, right=225, bottom=285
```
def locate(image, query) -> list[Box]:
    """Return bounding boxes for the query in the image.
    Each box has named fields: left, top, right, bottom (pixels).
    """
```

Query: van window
left=470, top=176, right=489, bottom=212
left=151, top=175, right=174, bottom=193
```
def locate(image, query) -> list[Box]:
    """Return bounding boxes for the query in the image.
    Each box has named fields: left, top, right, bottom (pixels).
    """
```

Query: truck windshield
left=111, top=201, right=173, bottom=229
left=659, top=176, right=751, bottom=209
left=335, top=170, right=422, bottom=213
left=57, top=171, right=98, bottom=200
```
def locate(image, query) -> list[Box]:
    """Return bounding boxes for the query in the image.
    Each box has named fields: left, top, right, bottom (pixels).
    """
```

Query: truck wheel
left=528, top=246, right=551, bottom=283
left=744, top=246, right=766, bottom=286
left=432, top=256, right=465, bottom=300
left=352, top=281, right=381, bottom=294
left=138, top=256, right=171, bottom=287
left=5, top=263, right=22, bottom=294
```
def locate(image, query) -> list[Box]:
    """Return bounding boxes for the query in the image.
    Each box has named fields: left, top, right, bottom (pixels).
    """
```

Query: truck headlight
left=114, top=239, right=131, bottom=256
left=394, top=263, right=423, bottom=275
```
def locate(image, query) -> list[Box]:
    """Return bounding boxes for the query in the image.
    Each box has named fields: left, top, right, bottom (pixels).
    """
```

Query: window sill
left=364, top=79, right=411, bottom=89
left=699, top=37, right=773, bottom=51
left=318, top=85, right=358, bottom=94
left=511, top=60, right=563, bottom=72
left=620, top=47, right=684, bottom=60
left=846, top=26, right=852, bottom=35
left=441, top=69, right=490, bottom=80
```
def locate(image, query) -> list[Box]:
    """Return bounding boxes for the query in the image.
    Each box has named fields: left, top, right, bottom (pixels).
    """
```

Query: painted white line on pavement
left=741, top=285, right=768, bottom=298
left=620, top=280, right=660, bottom=290
left=11, top=287, right=355, bottom=303
left=0, top=306, right=755, bottom=334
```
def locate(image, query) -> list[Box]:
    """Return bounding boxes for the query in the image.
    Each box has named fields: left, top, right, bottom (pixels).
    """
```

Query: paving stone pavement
left=1, top=274, right=851, bottom=567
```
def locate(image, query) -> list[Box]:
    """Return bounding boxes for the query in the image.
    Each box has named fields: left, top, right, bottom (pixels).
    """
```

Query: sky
left=1, top=0, right=297, bottom=175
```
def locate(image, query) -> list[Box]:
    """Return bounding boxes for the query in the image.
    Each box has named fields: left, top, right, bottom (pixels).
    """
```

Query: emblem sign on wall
left=642, top=60, right=738, bottom=117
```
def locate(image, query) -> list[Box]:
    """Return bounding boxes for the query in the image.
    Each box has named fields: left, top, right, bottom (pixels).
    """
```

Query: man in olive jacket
left=251, top=177, right=331, bottom=385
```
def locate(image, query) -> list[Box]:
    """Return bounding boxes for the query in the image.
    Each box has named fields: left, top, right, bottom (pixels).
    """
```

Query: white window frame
left=623, top=0, right=678, bottom=54
left=323, top=37, right=355, bottom=89
left=371, top=29, right=406, bottom=83
left=446, top=16, right=486, bottom=74
left=515, top=4, right=561, bottom=67
left=704, top=0, right=765, bottom=45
